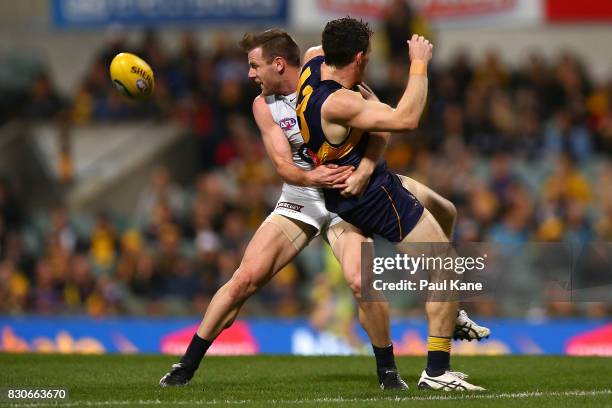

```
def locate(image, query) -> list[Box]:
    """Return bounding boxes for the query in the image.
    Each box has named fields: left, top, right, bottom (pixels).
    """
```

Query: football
left=109, top=52, right=155, bottom=100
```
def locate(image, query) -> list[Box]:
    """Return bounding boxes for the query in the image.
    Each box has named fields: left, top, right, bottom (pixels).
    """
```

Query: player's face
left=247, top=47, right=280, bottom=96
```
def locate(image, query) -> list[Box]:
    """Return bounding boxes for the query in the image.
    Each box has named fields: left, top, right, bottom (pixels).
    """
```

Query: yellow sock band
left=427, top=336, right=451, bottom=353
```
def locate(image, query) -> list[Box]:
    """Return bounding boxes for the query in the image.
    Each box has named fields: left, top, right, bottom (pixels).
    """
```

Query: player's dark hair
left=239, top=29, right=301, bottom=67
left=322, top=17, right=373, bottom=68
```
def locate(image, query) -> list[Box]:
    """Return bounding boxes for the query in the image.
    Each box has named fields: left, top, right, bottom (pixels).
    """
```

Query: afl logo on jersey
left=279, top=117, right=296, bottom=131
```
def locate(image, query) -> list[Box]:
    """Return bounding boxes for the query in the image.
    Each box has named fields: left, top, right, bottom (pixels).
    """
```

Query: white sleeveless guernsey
left=264, top=92, right=341, bottom=232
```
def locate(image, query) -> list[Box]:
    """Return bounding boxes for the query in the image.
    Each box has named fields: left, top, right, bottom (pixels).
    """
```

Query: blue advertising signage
left=51, top=0, right=288, bottom=28
left=1, top=316, right=611, bottom=356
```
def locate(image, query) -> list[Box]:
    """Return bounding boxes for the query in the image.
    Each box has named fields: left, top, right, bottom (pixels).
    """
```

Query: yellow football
left=109, top=52, right=155, bottom=100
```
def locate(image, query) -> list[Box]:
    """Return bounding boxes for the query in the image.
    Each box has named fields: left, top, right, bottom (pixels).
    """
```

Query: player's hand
left=308, top=164, right=353, bottom=189
left=407, top=34, right=433, bottom=63
left=340, top=170, right=370, bottom=197
left=356, top=83, right=380, bottom=102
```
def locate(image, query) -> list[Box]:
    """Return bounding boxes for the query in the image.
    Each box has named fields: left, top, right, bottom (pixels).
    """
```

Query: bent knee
left=227, top=268, right=263, bottom=301
left=344, top=270, right=363, bottom=298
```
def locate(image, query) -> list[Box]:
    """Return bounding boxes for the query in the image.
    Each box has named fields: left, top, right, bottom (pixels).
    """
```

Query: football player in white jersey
left=160, top=29, right=489, bottom=390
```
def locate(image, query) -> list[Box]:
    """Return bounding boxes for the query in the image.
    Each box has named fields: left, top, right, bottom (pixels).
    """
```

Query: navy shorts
left=339, top=173, right=424, bottom=243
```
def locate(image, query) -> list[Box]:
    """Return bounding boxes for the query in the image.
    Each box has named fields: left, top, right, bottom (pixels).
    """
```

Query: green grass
left=0, top=354, right=610, bottom=407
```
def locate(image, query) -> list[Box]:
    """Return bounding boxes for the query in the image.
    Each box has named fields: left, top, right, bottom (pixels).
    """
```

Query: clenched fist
left=408, top=34, right=433, bottom=63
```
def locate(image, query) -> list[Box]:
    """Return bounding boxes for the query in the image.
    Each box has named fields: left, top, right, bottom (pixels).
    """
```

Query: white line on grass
left=8, top=389, right=612, bottom=407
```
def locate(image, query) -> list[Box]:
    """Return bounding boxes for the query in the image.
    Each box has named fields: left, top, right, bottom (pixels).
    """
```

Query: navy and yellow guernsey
left=296, top=56, right=424, bottom=242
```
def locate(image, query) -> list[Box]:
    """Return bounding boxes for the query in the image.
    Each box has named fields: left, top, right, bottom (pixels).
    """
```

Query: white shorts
left=266, top=183, right=342, bottom=234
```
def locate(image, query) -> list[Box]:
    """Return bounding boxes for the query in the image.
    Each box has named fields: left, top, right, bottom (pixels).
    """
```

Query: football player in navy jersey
left=296, top=18, right=484, bottom=391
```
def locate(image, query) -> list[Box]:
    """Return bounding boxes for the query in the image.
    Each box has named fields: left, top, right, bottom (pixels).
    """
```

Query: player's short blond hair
left=239, top=29, right=301, bottom=67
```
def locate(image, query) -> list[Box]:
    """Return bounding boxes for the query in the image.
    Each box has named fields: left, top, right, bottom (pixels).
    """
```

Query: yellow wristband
left=410, top=60, right=428, bottom=76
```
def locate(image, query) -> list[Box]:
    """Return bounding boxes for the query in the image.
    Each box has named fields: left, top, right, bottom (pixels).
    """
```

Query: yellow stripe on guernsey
left=296, top=67, right=312, bottom=143
left=427, top=336, right=451, bottom=353
left=315, top=128, right=364, bottom=162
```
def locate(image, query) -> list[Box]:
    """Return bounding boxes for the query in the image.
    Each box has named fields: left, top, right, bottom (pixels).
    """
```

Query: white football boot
left=453, top=309, right=491, bottom=341
left=418, top=370, right=486, bottom=391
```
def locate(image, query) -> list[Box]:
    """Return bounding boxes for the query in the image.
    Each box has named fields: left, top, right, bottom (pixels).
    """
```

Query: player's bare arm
left=341, top=83, right=391, bottom=197
left=252, top=95, right=353, bottom=189
left=356, top=83, right=391, bottom=162
left=323, top=35, right=432, bottom=133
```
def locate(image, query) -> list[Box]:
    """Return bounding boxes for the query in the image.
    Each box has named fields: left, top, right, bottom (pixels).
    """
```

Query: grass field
left=0, top=354, right=610, bottom=407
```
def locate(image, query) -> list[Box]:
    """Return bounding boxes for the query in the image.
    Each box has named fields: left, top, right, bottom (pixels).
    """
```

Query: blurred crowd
left=1, top=6, right=611, bottom=320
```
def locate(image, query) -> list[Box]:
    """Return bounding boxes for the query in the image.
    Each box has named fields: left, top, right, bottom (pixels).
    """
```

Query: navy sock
left=426, top=350, right=450, bottom=377
left=372, top=344, right=396, bottom=373
left=426, top=335, right=451, bottom=376
left=179, top=334, right=212, bottom=371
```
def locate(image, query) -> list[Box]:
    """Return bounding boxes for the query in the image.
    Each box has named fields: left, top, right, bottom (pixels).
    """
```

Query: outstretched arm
left=252, top=96, right=353, bottom=188
left=323, top=35, right=433, bottom=132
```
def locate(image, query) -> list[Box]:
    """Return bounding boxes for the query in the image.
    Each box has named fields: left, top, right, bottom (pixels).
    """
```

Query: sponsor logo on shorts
left=279, top=117, right=296, bottom=131
left=277, top=201, right=304, bottom=212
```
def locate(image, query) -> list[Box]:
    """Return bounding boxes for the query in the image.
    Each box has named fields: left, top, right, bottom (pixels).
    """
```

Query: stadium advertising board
left=317, top=0, right=517, bottom=18
left=291, top=0, right=542, bottom=29
left=1, top=317, right=610, bottom=356
left=51, top=0, right=288, bottom=28
left=545, top=0, right=612, bottom=22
